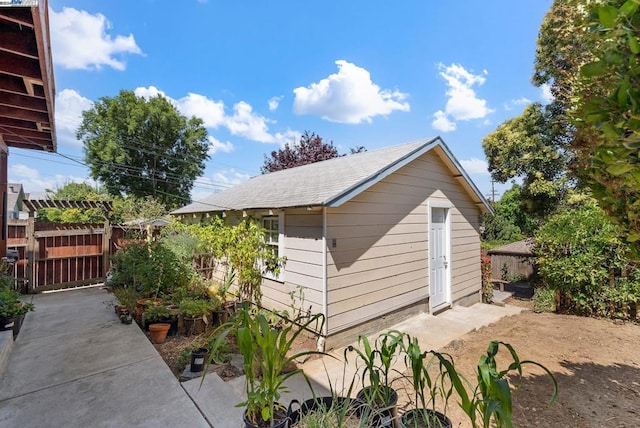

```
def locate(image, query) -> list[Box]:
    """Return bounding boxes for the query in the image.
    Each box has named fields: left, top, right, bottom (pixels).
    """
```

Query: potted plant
left=346, top=330, right=404, bottom=427
left=400, top=335, right=453, bottom=428
left=148, top=323, right=171, bottom=344
left=144, top=302, right=177, bottom=335
left=436, top=340, right=558, bottom=428
left=179, top=298, right=214, bottom=336
left=0, top=285, right=35, bottom=339
left=290, top=395, right=373, bottom=427
left=206, top=303, right=326, bottom=428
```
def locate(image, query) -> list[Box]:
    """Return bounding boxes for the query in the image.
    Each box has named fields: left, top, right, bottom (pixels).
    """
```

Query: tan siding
left=259, top=209, right=324, bottom=314
left=325, top=150, right=483, bottom=334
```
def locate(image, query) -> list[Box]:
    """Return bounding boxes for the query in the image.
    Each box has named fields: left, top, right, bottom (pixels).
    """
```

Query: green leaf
left=606, top=163, right=635, bottom=175
left=620, top=0, right=640, bottom=17
left=581, top=60, right=607, bottom=78
left=627, top=232, right=640, bottom=242
left=598, top=5, right=620, bottom=28
left=628, top=32, right=640, bottom=54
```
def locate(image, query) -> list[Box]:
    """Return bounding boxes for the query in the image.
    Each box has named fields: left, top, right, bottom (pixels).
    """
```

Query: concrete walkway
left=0, top=287, right=210, bottom=428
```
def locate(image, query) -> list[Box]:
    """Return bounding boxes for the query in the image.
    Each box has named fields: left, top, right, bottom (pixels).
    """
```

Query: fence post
left=26, top=212, right=35, bottom=292
left=103, top=218, right=111, bottom=278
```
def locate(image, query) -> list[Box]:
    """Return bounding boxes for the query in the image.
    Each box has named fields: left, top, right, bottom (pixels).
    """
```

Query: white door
left=430, top=207, right=449, bottom=309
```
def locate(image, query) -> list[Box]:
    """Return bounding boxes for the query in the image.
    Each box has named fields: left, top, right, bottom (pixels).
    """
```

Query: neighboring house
left=173, top=137, right=492, bottom=347
left=7, top=183, right=25, bottom=220
left=487, top=239, right=535, bottom=281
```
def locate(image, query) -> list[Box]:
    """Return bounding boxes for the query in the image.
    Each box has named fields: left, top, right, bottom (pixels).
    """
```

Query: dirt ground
left=152, top=299, right=640, bottom=427
left=418, top=298, right=640, bottom=427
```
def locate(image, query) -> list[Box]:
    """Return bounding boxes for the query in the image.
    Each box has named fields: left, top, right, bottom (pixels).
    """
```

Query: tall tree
left=38, top=182, right=109, bottom=223
left=572, top=0, right=640, bottom=242
left=261, top=131, right=347, bottom=173
left=77, top=90, right=209, bottom=210
left=482, top=103, right=570, bottom=220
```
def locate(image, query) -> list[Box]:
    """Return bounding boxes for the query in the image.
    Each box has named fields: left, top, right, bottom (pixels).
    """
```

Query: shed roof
left=173, top=137, right=492, bottom=215
left=487, top=239, right=534, bottom=256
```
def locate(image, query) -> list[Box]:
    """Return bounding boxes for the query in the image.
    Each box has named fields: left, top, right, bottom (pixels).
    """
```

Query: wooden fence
left=7, top=219, right=127, bottom=292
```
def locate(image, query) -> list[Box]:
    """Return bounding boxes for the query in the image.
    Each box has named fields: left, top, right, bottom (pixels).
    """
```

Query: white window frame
left=261, top=212, right=284, bottom=282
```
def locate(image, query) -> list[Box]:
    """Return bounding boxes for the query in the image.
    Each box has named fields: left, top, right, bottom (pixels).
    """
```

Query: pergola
left=0, top=0, right=56, bottom=258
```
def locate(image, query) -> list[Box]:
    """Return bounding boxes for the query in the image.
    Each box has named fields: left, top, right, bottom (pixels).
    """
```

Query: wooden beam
left=0, top=104, right=49, bottom=123
left=0, top=9, right=34, bottom=28
left=0, top=50, right=42, bottom=80
left=0, top=31, right=38, bottom=59
left=0, top=74, right=29, bottom=95
left=0, top=116, right=39, bottom=131
left=0, top=125, right=51, bottom=142
left=0, top=92, right=48, bottom=113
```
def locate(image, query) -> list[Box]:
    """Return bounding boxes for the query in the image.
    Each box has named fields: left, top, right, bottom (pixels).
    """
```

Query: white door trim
left=428, top=200, right=452, bottom=312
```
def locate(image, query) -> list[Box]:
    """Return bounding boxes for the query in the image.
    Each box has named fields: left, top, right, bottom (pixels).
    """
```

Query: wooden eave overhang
left=0, top=0, right=56, bottom=152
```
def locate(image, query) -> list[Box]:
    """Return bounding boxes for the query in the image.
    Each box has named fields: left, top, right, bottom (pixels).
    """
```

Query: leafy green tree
left=482, top=103, right=570, bottom=219
left=572, top=0, right=640, bottom=242
left=77, top=90, right=209, bottom=210
left=482, top=184, right=537, bottom=246
left=110, top=196, right=168, bottom=224
left=37, top=182, right=109, bottom=223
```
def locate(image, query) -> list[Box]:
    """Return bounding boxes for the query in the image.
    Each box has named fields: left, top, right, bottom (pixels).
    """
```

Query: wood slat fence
left=7, top=219, right=127, bottom=292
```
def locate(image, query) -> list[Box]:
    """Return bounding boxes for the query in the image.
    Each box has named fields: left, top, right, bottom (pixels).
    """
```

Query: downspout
left=318, top=206, right=328, bottom=351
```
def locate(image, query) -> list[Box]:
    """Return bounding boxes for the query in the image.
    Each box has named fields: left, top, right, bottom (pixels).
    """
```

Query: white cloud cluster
left=460, top=158, right=490, bottom=175
left=207, top=136, right=234, bottom=155
left=268, top=96, right=282, bottom=112
left=213, top=169, right=251, bottom=186
left=55, top=89, right=93, bottom=147
left=9, top=164, right=93, bottom=194
left=50, top=7, right=142, bottom=71
left=432, top=63, right=493, bottom=133
left=134, top=86, right=295, bottom=145
left=293, top=60, right=410, bottom=124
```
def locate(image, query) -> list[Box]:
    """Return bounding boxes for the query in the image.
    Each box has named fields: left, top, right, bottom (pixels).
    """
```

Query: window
left=262, top=216, right=280, bottom=257
left=262, top=213, right=284, bottom=281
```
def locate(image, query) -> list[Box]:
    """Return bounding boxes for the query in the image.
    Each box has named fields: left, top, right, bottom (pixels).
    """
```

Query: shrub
left=532, top=287, right=555, bottom=313
left=481, top=256, right=494, bottom=304
left=534, top=200, right=640, bottom=319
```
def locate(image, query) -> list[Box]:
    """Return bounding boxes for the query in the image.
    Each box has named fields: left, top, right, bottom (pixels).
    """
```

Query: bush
left=532, top=287, right=555, bottom=313
left=534, top=201, right=640, bottom=319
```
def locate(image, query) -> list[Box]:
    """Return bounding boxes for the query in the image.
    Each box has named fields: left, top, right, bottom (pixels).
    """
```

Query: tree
left=482, top=184, right=538, bottom=245
left=261, top=131, right=365, bottom=173
left=482, top=103, right=570, bottom=220
left=77, top=90, right=209, bottom=210
left=572, top=1, right=640, bottom=242
left=37, top=182, right=109, bottom=223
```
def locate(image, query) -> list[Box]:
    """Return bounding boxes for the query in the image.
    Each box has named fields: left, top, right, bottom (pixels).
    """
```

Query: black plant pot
left=190, top=347, right=210, bottom=372
left=242, top=403, right=291, bottom=428
left=289, top=396, right=372, bottom=426
left=401, top=408, right=452, bottom=428
left=0, top=314, right=24, bottom=340
left=356, top=386, right=399, bottom=428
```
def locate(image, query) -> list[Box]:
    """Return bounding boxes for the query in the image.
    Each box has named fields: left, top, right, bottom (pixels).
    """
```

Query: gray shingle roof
left=173, top=137, right=491, bottom=214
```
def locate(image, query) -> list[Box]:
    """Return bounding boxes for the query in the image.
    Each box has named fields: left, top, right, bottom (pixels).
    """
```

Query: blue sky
left=10, top=0, right=553, bottom=204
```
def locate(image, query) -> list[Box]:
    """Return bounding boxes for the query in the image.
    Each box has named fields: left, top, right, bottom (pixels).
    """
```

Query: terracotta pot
left=136, top=297, right=163, bottom=310
left=148, top=323, right=170, bottom=344
left=183, top=316, right=206, bottom=336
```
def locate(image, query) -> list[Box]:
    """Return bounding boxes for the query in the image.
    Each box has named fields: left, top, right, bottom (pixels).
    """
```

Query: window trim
left=261, top=212, right=284, bottom=282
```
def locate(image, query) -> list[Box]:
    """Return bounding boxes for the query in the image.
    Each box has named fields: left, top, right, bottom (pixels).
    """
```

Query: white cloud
left=432, top=110, right=456, bottom=132
left=9, top=165, right=92, bottom=194
left=460, top=158, right=490, bottom=175
left=224, top=101, right=275, bottom=143
left=540, top=83, right=554, bottom=104
left=213, top=169, right=251, bottom=186
left=134, top=86, right=167, bottom=99
left=273, top=129, right=301, bottom=147
left=207, top=136, right=234, bottom=155
left=268, top=96, right=282, bottom=112
left=55, top=89, right=94, bottom=147
left=135, top=86, right=294, bottom=144
left=432, top=63, right=493, bottom=132
left=293, top=60, right=410, bottom=124
left=504, top=97, right=532, bottom=111
left=177, top=93, right=226, bottom=128
left=50, top=7, right=142, bottom=71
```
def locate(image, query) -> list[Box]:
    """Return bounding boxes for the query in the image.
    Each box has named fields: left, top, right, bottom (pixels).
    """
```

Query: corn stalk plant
left=435, top=341, right=558, bottom=428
